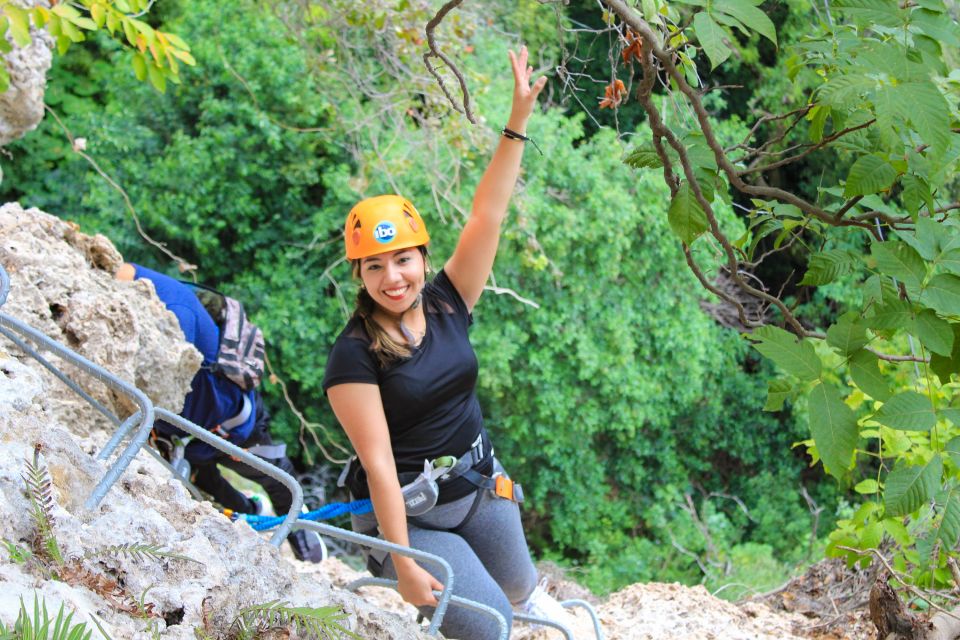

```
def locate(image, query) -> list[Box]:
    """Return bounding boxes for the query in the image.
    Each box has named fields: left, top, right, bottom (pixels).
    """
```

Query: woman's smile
left=360, top=247, right=426, bottom=313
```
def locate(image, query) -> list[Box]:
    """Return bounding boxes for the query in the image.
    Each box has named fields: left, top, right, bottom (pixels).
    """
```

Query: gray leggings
left=354, top=463, right=538, bottom=640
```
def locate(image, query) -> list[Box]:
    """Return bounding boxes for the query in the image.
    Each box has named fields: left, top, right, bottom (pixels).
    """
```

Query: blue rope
left=238, top=499, right=373, bottom=532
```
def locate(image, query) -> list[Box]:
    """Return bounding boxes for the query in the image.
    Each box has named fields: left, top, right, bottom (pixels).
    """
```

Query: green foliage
left=2, top=539, right=32, bottom=564
left=0, top=0, right=192, bottom=94
left=83, top=543, right=196, bottom=564
left=610, top=0, right=960, bottom=592
left=22, top=448, right=63, bottom=567
left=0, top=594, right=107, bottom=640
left=227, top=601, right=357, bottom=640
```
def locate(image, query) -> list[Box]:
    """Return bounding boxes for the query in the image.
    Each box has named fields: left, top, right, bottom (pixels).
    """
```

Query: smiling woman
left=320, top=46, right=570, bottom=640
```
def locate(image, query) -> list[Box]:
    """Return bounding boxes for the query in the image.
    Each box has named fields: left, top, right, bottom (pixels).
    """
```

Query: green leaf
left=693, top=11, right=731, bottom=70
left=884, top=455, right=942, bottom=517
left=863, top=274, right=899, bottom=308
left=931, top=326, right=960, bottom=384
left=912, top=8, right=960, bottom=46
left=913, top=309, right=954, bottom=356
left=827, top=314, right=869, bottom=355
left=147, top=63, right=166, bottom=93
left=936, top=491, right=960, bottom=549
left=872, top=241, right=925, bottom=292
left=668, top=183, right=708, bottom=245
left=874, top=391, right=936, bottom=431
left=807, top=382, right=858, bottom=478
left=946, top=435, right=960, bottom=459
left=844, top=155, right=899, bottom=198
left=882, top=518, right=912, bottom=546
left=849, top=349, right=891, bottom=401
left=899, top=217, right=940, bottom=260
left=764, top=378, right=793, bottom=411
left=937, top=249, right=960, bottom=276
left=0, top=66, right=8, bottom=94
left=90, top=3, right=106, bottom=27
left=854, top=479, right=880, bottom=494
left=800, top=249, right=860, bottom=286
left=921, top=274, right=960, bottom=316
left=623, top=147, right=663, bottom=169
left=866, top=298, right=912, bottom=331
left=68, top=16, right=98, bottom=30
left=808, top=104, right=830, bottom=143
left=817, top=74, right=875, bottom=110
left=163, top=32, right=190, bottom=51
left=749, top=326, right=822, bottom=381
left=834, top=0, right=907, bottom=27
left=901, top=175, right=936, bottom=219
left=5, top=6, right=32, bottom=47
left=895, top=82, right=952, bottom=156
left=132, top=53, right=147, bottom=81
left=713, top=0, right=777, bottom=45
left=122, top=17, right=136, bottom=45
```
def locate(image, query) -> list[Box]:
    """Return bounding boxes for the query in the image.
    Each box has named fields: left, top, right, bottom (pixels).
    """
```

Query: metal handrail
left=0, top=310, right=156, bottom=510
left=0, top=324, right=121, bottom=427
left=561, top=599, right=605, bottom=640
left=348, top=577, right=508, bottom=640
left=155, top=409, right=303, bottom=545
left=0, top=262, right=8, bottom=307
left=292, top=520, right=462, bottom=637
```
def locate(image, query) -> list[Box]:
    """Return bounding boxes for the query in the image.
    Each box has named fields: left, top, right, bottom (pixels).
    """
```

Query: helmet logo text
left=373, top=221, right=397, bottom=244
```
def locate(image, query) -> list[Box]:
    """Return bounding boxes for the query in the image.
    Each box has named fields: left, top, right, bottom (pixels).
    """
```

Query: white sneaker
left=521, top=579, right=574, bottom=630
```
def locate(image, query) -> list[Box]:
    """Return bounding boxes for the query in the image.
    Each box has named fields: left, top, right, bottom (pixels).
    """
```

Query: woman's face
left=359, top=247, right=426, bottom=315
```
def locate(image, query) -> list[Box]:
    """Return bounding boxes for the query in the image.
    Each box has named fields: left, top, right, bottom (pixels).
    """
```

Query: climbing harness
left=338, top=431, right=523, bottom=519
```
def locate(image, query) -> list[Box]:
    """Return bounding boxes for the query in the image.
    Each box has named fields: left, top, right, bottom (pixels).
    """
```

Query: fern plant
left=84, top=543, right=195, bottom=564
left=21, top=446, right=63, bottom=567
left=227, top=601, right=358, bottom=640
left=0, top=594, right=112, bottom=640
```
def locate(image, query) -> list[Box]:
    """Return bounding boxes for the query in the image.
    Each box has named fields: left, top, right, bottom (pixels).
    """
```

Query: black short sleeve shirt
left=323, top=269, right=490, bottom=500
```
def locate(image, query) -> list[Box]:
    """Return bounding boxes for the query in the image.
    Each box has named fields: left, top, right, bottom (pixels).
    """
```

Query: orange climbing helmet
left=344, top=195, right=431, bottom=260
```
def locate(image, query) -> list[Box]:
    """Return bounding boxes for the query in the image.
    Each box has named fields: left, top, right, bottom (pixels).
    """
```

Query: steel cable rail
left=0, top=309, right=157, bottom=510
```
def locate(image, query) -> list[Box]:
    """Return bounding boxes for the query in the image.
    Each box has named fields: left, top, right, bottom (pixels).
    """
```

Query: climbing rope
left=228, top=499, right=373, bottom=532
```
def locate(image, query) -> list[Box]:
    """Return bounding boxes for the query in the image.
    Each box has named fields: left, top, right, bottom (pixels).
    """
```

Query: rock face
left=0, top=202, right=199, bottom=437
left=0, top=1, right=52, bottom=147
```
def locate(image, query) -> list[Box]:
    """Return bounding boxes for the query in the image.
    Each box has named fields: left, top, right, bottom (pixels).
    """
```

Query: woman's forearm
left=366, top=470, right=419, bottom=572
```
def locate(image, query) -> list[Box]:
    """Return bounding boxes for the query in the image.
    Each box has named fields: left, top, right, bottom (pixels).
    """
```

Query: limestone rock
left=0, top=202, right=200, bottom=437
left=0, top=1, right=52, bottom=147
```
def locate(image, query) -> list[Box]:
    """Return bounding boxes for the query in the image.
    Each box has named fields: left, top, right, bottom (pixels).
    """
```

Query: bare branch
left=43, top=106, right=198, bottom=276
left=483, top=284, right=541, bottom=308
left=423, top=0, right=477, bottom=124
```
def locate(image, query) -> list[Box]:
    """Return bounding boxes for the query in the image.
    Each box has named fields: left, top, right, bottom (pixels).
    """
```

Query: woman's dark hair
left=352, top=246, right=429, bottom=368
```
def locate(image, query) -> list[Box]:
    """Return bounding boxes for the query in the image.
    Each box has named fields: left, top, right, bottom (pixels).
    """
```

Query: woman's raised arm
left=326, top=383, right=443, bottom=606
left=444, top=46, right=546, bottom=312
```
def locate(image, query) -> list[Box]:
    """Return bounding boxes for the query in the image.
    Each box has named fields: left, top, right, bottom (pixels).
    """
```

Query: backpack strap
left=220, top=393, right=252, bottom=432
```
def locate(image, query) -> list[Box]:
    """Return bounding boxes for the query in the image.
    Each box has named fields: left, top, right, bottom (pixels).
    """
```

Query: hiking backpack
left=184, top=282, right=266, bottom=391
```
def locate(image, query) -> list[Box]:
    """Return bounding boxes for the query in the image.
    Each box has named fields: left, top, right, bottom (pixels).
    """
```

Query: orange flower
left=599, top=79, right=627, bottom=109
left=621, top=29, right=644, bottom=64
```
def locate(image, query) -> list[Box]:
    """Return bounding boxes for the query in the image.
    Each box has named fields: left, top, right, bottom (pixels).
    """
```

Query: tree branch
left=423, top=0, right=477, bottom=124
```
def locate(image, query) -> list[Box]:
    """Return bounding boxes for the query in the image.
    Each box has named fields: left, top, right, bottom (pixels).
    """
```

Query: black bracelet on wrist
left=501, top=126, right=543, bottom=156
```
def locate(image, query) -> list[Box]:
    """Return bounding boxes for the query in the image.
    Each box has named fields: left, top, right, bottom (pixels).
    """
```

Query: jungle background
left=3, top=0, right=955, bottom=605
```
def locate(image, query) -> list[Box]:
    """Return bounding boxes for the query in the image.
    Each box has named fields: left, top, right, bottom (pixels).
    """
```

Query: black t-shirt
left=323, top=269, right=492, bottom=502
